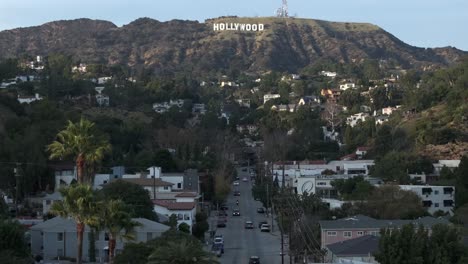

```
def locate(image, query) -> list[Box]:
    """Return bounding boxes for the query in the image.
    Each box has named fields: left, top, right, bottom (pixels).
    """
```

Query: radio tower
left=276, top=0, right=289, bottom=18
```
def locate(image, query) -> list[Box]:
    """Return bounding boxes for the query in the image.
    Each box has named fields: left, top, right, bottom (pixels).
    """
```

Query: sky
left=0, top=0, right=466, bottom=50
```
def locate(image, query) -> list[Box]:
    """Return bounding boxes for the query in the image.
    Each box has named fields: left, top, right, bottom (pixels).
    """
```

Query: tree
left=0, top=220, right=31, bottom=263
left=356, top=185, right=428, bottom=219
left=178, top=222, right=191, bottom=234
left=98, top=200, right=140, bottom=264
left=332, top=176, right=375, bottom=200
left=114, top=242, right=153, bottom=264
left=154, top=149, right=178, bottom=172
left=323, top=102, right=342, bottom=133
left=50, top=184, right=99, bottom=264
left=192, top=212, right=209, bottom=240
left=100, top=180, right=158, bottom=221
left=147, top=236, right=218, bottom=264
left=167, top=214, right=178, bottom=229
left=374, top=124, right=393, bottom=157
left=371, top=151, right=410, bottom=183
left=47, top=118, right=111, bottom=184
left=375, top=223, right=467, bottom=264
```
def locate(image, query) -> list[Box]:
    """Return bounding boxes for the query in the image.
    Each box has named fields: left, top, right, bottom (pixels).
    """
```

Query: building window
left=343, top=231, right=352, bottom=238
left=444, top=200, right=454, bottom=207
left=95, top=249, right=100, bottom=258
left=164, top=186, right=169, bottom=190
left=434, top=190, right=439, bottom=195
left=46, top=200, right=51, bottom=205
left=327, top=231, right=337, bottom=236
left=184, top=214, right=190, bottom=220
left=422, top=188, right=432, bottom=195
left=147, top=232, right=153, bottom=240
left=443, top=187, right=454, bottom=195
left=57, top=233, right=63, bottom=241
left=434, top=203, right=439, bottom=207
left=422, top=200, right=432, bottom=207
left=177, top=214, right=183, bottom=220
left=105, top=233, right=109, bottom=241
left=370, top=231, right=379, bottom=236
left=357, top=231, right=364, bottom=236
left=177, top=183, right=182, bottom=189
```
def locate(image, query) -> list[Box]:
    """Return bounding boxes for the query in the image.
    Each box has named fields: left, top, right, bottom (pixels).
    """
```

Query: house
left=399, top=185, right=455, bottom=215
left=295, top=174, right=380, bottom=197
left=263, top=93, right=281, bottom=104
left=0, top=79, right=16, bottom=88
left=52, top=163, right=77, bottom=191
left=153, top=200, right=196, bottom=232
left=17, top=93, right=43, bottom=104
left=346, top=113, right=370, bottom=127
left=31, top=217, right=169, bottom=262
left=355, top=147, right=370, bottom=159
left=325, top=235, right=379, bottom=264
left=235, top=99, right=251, bottom=108
left=291, top=74, right=301, bottom=80
left=374, top=106, right=397, bottom=116
left=220, top=81, right=239, bottom=88
left=192, top=103, right=206, bottom=114
left=72, top=63, right=87, bottom=73
left=153, top=102, right=170, bottom=113
left=320, top=71, right=337, bottom=78
left=169, top=99, right=185, bottom=108
left=96, top=94, right=110, bottom=107
left=319, top=215, right=450, bottom=248
left=375, top=115, right=389, bottom=125
left=298, top=96, right=321, bottom=106
left=16, top=75, right=36, bottom=82
left=42, top=192, right=62, bottom=215
left=321, top=89, right=341, bottom=102
left=432, top=160, right=461, bottom=175
left=339, top=83, right=356, bottom=91
left=236, top=124, right=258, bottom=135
left=119, top=177, right=173, bottom=200
left=97, top=76, right=112, bottom=85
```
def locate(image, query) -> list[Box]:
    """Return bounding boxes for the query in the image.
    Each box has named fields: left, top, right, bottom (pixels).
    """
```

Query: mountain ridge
left=0, top=17, right=466, bottom=73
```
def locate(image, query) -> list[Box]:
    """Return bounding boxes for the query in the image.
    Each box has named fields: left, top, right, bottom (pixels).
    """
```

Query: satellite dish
left=301, top=180, right=314, bottom=193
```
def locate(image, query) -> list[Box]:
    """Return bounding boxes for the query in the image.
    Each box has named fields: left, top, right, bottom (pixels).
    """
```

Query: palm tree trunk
left=76, top=222, right=85, bottom=264
left=108, top=237, right=116, bottom=264
left=76, top=154, right=85, bottom=184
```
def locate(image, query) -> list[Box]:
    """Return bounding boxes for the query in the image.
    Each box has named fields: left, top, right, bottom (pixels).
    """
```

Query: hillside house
left=399, top=185, right=455, bottom=215
left=17, top=93, right=43, bottom=104
left=346, top=113, right=370, bottom=127
left=339, top=83, right=356, bottom=91
left=263, top=93, right=281, bottom=104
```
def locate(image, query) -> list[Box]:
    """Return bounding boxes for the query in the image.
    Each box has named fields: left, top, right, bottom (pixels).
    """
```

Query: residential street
left=210, top=166, right=290, bottom=264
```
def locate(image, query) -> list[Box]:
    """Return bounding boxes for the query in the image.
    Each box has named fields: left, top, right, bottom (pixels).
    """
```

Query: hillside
left=0, top=17, right=466, bottom=73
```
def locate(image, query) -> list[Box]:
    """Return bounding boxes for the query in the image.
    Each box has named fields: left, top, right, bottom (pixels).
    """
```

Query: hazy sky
left=0, top=0, right=466, bottom=50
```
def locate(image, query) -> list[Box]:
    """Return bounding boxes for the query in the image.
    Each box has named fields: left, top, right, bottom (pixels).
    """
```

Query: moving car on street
left=245, top=221, right=254, bottom=229
left=217, top=219, right=226, bottom=228
left=233, top=181, right=239, bottom=186
left=260, top=224, right=270, bottom=232
left=232, top=209, right=240, bottom=216
left=234, top=190, right=241, bottom=196
left=257, top=207, right=265, bottom=213
left=249, top=256, right=260, bottom=264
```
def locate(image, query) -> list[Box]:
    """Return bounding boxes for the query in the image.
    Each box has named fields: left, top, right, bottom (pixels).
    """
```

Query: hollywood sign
left=213, top=23, right=265, bottom=31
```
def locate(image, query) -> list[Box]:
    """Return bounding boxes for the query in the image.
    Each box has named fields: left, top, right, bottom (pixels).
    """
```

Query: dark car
left=217, top=210, right=228, bottom=217
left=217, top=220, right=226, bottom=228
left=258, top=221, right=268, bottom=228
left=234, top=191, right=241, bottom=196
left=249, top=256, right=260, bottom=264
left=232, top=209, right=240, bottom=216
left=257, top=207, right=265, bottom=213
left=220, top=204, right=229, bottom=211
left=245, top=221, right=254, bottom=229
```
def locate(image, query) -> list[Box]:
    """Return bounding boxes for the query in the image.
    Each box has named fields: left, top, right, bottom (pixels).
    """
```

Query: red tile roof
left=153, top=200, right=196, bottom=210
left=175, top=192, right=197, bottom=198
left=356, top=147, right=370, bottom=152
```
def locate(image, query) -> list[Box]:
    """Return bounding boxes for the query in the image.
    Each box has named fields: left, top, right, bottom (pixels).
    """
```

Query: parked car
left=220, top=204, right=229, bottom=211
left=242, top=168, right=247, bottom=172
left=249, top=256, right=260, bottom=264
left=232, top=209, right=240, bottom=216
left=217, top=220, right=226, bottom=228
left=258, top=221, right=268, bottom=228
left=257, top=207, right=265, bottom=213
left=233, top=181, right=240, bottom=186
left=245, top=221, right=254, bottom=229
left=218, top=210, right=228, bottom=217
left=214, top=235, right=224, bottom=245
left=234, top=191, right=241, bottom=196
left=260, top=224, right=270, bottom=232
left=242, top=177, right=248, bottom=182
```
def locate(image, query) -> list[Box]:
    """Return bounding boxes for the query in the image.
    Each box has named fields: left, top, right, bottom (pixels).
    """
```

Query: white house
left=320, top=71, right=337, bottom=78
left=192, top=103, right=206, bottom=114
left=53, top=164, right=77, bottom=191
left=433, top=160, right=461, bottom=175
left=339, top=83, right=356, bottom=91
left=263, top=93, right=281, bottom=104
left=97, top=76, right=112, bottom=85
left=148, top=166, right=184, bottom=191
left=355, top=147, right=370, bottom=159
left=399, top=185, right=455, bottom=215
left=96, top=94, right=110, bottom=107
left=375, top=115, right=389, bottom=125
left=42, top=192, right=62, bottom=215
left=220, top=81, right=239, bottom=88
left=295, top=174, right=381, bottom=197
left=235, top=99, right=251, bottom=108
left=153, top=102, right=171, bottom=113
left=153, top=200, right=196, bottom=232
left=17, top=93, right=43, bottom=104
left=346, top=113, right=370, bottom=127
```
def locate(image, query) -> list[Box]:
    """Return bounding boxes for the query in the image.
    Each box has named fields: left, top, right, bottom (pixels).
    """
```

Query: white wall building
left=339, top=83, right=356, bottom=91
left=433, top=160, right=461, bottom=175
left=153, top=201, right=196, bottom=232
left=17, top=93, right=43, bottom=104
left=346, top=113, right=370, bottom=127
left=263, top=93, right=281, bottom=104
left=399, top=185, right=455, bottom=215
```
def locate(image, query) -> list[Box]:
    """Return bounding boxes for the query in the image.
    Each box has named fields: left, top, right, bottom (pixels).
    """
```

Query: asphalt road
left=212, top=166, right=290, bottom=264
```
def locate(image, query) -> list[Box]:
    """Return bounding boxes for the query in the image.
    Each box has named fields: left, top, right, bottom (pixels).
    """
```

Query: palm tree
left=50, top=184, right=99, bottom=264
left=98, top=200, right=140, bottom=264
left=148, top=238, right=219, bottom=264
left=47, top=117, right=111, bottom=184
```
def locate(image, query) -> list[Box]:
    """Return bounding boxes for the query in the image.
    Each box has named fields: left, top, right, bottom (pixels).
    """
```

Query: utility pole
left=14, top=163, right=21, bottom=206
left=280, top=212, right=284, bottom=264
left=271, top=201, right=274, bottom=232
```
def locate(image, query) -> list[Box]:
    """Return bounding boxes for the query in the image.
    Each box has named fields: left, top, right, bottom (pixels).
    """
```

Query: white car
left=233, top=181, right=239, bottom=186
left=260, top=224, right=270, bottom=232
left=242, top=177, right=248, bottom=182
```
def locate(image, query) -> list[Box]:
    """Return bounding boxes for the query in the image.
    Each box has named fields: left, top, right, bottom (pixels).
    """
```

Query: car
left=242, top=168, right=247, bottom=172
left=249, top=256, right=260, bottom=264
left=220, top=204, right=229, bottom=211
left=242, top=177, right=248, bottom=182
left=233, top=181, right=240, bottom=186
left=214, top=236, right=224, bottom=244
left=257, top=207, right=265, bottom=214
left=217, top=220, right=226, bottom=228
left=245, top=221, right=254, bottom=229
left=250, top=172, right=256, bottom=177
left=234, top=191, right=240, bottom=196
left=232, top=209, right=240, bottom=216
left=260, top=224, right=270, bottom=232
left=235, top=176, right=240, bottom=181
left=258, top=221, right=268, bottom=228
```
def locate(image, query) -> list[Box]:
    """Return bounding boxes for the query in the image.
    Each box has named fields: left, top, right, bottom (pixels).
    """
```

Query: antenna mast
left=276, top=0, right=289, bottom=18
